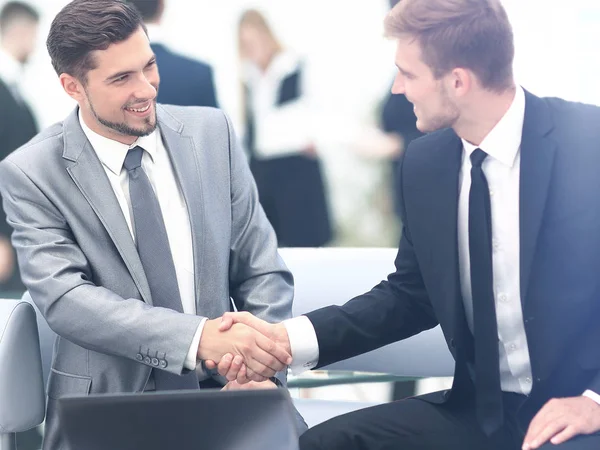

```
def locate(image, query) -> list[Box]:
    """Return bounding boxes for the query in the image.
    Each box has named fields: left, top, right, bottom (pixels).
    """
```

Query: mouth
left=124, top=101, right=153, bottom=117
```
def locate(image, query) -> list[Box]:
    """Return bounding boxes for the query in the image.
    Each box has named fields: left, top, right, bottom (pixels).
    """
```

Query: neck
left=454, top=84, right=517, bottom=146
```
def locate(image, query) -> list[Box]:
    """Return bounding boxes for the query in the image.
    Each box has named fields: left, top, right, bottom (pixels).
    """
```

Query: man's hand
left=522, top=396, right=600, bottom=449
left=0, top=236, right=15, bottom=283
left=221, top=379, right=277, bottom=391
left=197, top=318, right=291, bottom=382
left=205, top=312, right=291, bottom=383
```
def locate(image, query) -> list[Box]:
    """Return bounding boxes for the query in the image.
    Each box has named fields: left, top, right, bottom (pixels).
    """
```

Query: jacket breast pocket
left=47, top=369, right=92, bottom=400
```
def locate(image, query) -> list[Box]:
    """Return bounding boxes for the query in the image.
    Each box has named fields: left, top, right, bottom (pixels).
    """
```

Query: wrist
left=197, top=319, right=219, bottom=360
left=274, top=323, right=291, bottom=356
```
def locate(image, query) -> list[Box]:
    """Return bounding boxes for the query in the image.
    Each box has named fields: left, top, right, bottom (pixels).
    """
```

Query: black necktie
left=124, top=146, right=198, bottom=390
left=469, top=148, right=503, bottom=435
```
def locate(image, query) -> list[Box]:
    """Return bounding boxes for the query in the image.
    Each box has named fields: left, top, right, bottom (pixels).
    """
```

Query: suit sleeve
left=0, top=159, right=203, bottom=376
left=306, top=150, right=438, bottom=368
left=223, top=112, right=294, bottom=325
left=221, top=111, right=294, bottom=386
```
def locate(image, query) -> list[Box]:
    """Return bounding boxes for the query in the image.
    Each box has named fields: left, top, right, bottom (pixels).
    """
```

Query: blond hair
left=237, top=9, right=282, bottom=59
left=384, top=0, right=514, bottom=92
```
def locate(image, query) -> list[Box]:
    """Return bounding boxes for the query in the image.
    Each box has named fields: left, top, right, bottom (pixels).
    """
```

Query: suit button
left=159, top=360, right=168, bottom=369
left=449, top=339, right=455, bottom=349
left=136, top=353, right=144, bottom=361
left=152, top=358, right=159, bottom=366
left=442, top=390, right=451, bottom=400
left=144, top=356, right=151, bottom=365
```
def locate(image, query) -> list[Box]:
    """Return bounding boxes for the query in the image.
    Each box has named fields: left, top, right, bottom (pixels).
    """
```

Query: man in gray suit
left=0, top=0, right=303, bottom=448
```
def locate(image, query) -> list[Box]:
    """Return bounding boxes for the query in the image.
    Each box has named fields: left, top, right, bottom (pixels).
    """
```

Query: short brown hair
left=46, top=0, right=146, bottom=82
left=384, top=0, right=514, bottom=92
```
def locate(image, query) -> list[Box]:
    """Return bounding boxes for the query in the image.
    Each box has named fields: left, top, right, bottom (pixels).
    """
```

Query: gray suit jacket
left=0, top=105, right=298, bottom=449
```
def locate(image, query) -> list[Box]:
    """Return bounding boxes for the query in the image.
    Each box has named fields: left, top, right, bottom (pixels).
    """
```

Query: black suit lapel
left=406, top=130, right=472, bottom=354
left=519, top=91, right=556, bottom=304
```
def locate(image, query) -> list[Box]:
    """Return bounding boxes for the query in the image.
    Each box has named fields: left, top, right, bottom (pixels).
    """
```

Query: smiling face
left=60, top=26, right=160, bottom=144
left=391, top=36, right=459, bottom=133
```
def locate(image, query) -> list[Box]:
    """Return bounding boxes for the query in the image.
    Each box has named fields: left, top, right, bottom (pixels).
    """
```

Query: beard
left=86, top=91, right=158, bottom=138
left=417, top=87, right=459, bottom=133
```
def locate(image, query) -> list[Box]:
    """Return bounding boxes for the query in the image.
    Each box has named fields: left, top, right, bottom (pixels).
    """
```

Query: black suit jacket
left=307, top=91, right=600, bottom=422
left=151, top=43, right=218, bottom=108
left=0, top=78, right=37, bottom=291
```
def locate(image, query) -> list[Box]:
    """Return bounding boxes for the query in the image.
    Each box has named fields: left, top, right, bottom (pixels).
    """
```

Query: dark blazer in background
left=307, top=91, right=600, bottom=428
left=0, top=78, right=38, bottom=294
left=245, top=63, right=332, bottom=248
left=381, top=91, right=424, bottom=218
left=151, top=43, right=218, bottom=108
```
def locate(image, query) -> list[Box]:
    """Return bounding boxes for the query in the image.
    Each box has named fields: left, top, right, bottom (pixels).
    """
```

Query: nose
left=391, top=72, right=405, bottom=95
left=134, top=72, right=158, bottom=101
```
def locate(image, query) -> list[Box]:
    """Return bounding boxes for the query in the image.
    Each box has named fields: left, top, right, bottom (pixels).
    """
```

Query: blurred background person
left=128, top=0, right=219, bottom=107
left=380, top=83, right=423, bottom=218
left=0, top=0, right=39, bottom=298
left=239, top=9, right=332, bottom=248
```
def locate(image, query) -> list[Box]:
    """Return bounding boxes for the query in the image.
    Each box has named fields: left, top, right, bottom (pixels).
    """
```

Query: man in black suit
left=0, top=1, right=39, bottom=296
left=208, top=0, right=600, bottom=449
left=127, top=0, right=218, bottom=108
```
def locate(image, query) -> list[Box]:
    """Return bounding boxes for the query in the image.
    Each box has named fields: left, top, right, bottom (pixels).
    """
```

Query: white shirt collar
left=461, top=85, right=525, bottom=168
left=78, top=109, right=159, bottom=175
left=0, top=48, right=22, bottom=85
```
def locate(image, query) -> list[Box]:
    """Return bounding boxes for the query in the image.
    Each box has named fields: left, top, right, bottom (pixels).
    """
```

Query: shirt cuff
left=184, top=318, right=207, bottom=370
left=283, top=316, right=319, bottom=375
left=583, top=390, right=600, bottom=406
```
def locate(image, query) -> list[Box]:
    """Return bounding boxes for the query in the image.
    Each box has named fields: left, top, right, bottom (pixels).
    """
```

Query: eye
left=113, top=74, right=129, bottom=83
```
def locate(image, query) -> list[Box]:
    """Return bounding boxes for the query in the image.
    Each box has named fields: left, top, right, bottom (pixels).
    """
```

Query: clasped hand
left=197, top=313, right=290, bottom=382
left=203, top=312, right=290, bottom=384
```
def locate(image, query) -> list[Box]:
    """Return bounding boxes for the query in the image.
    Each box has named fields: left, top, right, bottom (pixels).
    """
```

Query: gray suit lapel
left=62, top=109, right=153, bottom=305
left=157, top=106, right=206, bottom=308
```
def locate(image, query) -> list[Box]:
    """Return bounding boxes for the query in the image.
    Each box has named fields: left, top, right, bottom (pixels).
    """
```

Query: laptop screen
left=59, top=388, right=299, bottom=450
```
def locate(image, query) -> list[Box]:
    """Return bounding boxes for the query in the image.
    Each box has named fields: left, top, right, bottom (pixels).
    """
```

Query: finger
left=244, top=358, right=275, bottom=380
left=255, top=333, right=292, bottom=367
left=224, top=355, right=244, bottom=382
left=215, top=354, right=233, bottom=377
left=245, top=345, right=286, bottom=375
left=550, top=425, right=579, bottom=446
left=526, top=422, right=568, bottom=450
left=236, top=364, right=251, bottom=384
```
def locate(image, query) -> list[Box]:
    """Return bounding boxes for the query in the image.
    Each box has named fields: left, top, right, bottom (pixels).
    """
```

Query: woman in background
left=239, top=9, right=332, bottom=247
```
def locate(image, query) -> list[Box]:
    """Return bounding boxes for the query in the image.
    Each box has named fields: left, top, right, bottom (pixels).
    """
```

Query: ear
left=447, top=68, right=472, bottom=98
left=59, top=73, right=86, bottom=103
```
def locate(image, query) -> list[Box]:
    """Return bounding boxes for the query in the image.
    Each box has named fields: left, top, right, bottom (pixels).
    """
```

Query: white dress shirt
left=79, top=113, right=204, bottom=372
left=285, top=86, right=600, bottom=403
left=244, top=51, right=315, bottom=159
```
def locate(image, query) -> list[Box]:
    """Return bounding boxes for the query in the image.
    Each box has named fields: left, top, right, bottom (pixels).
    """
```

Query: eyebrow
left=395, top=64, right=413, bottom=77
left=105, top=55, right=156, bottom=83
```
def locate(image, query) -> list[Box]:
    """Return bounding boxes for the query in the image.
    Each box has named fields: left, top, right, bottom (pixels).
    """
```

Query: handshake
left=196, top=312, right=291, bottom=384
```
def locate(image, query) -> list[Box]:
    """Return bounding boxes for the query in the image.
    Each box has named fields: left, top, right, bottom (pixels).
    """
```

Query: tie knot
left=124, top=146, right=144, bottom=171
left=470, top=148, right=488, bottom=168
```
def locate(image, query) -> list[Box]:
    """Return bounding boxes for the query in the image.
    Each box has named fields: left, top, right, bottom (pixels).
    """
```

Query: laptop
left=58, top=388, right=299, bottom=450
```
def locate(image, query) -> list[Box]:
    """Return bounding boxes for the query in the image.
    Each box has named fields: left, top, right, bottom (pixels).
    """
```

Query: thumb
left=219, top=312, right=270, bottom=335
left=204, top=360, right=217, bottom=370
left=218, top=313, right=236, bottom=331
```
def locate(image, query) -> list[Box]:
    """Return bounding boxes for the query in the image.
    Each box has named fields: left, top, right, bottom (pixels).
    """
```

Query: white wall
left=3, top=0, right=600, bottom=245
